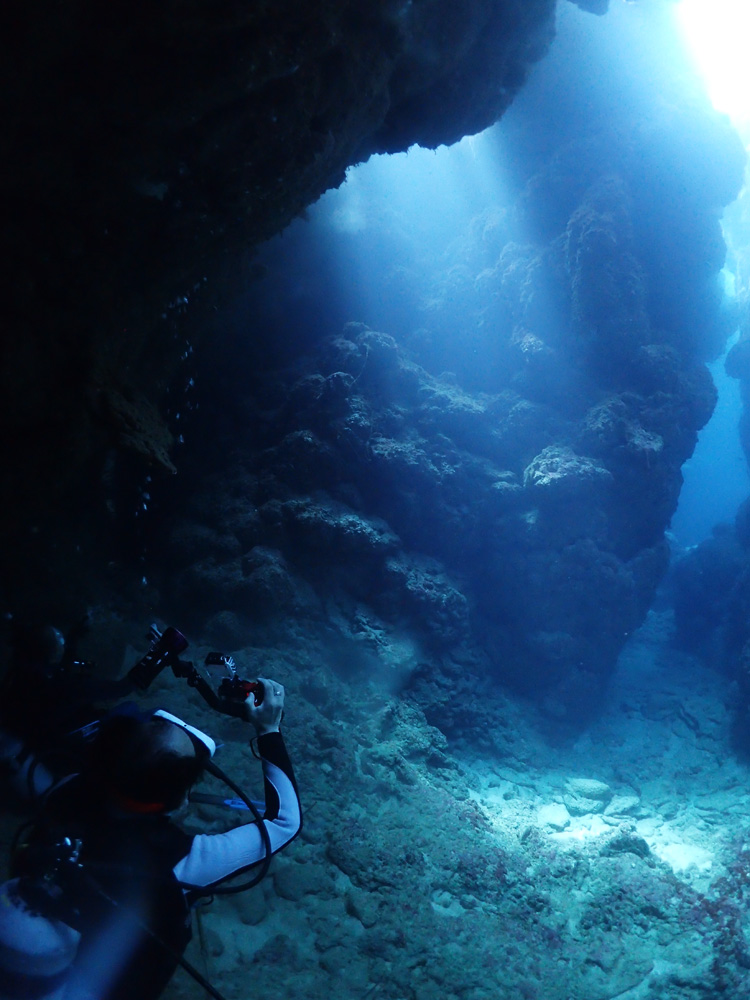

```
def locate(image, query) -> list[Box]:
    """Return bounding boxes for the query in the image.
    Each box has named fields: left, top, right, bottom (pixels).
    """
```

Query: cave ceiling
left=0, top=0, right=575, bottom=610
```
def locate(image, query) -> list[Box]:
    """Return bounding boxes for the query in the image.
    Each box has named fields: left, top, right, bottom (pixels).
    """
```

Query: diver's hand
left=245, top=677, right=284, bottom=735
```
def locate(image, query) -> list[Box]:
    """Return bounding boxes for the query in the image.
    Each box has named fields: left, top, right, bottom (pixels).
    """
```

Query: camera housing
left=126, top=626, right=188, bottom=692
left=126, top=627, right=264, bottom=714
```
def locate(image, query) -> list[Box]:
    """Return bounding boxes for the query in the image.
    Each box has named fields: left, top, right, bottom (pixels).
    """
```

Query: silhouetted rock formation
left=152, top=5, right=746, bottom=721
left=1, top=0, right=559, bottom=610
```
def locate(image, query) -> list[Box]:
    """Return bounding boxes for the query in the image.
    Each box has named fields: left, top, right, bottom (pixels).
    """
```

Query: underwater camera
left=126, top=624, right=189, bottom=691
left=127, top=625, right=264, bottom=716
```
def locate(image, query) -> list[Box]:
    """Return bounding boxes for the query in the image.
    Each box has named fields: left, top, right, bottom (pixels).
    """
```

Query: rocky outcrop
left=569, top=0, right=609, bottom=12
left=670, top=143, right=750, bottom=741
left=0, top=0, right=560, bottom=613
left=150, top=5, right=745, bottom=721
left=158, top=299, right=712, bottom=719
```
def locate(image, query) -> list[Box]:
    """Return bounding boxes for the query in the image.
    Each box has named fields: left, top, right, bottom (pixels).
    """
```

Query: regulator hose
left=192, top=758, right=273, bottom=896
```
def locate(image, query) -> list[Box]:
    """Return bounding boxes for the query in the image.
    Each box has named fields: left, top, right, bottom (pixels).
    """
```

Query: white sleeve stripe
left=172, top=760, right=301, bottom=888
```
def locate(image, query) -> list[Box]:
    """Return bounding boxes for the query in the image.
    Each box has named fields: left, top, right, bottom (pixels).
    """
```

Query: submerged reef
left=29, top=607, right=745, bottom=1000
left=162, top=306, right=710, bottom=720
left=159, top=20, right=744, bottom=719
left=669, top=514, right=750, bottom=753
left=667, top=253, right=750, bottom=745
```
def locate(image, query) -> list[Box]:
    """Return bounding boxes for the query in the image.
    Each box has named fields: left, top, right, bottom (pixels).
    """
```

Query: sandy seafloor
left=147, top=608, right=750, bottom=1000
left=3, top=609, right=750, bottom=1000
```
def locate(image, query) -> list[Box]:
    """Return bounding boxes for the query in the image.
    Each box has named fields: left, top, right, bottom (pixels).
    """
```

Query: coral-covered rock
left=261, top=498, right=400, bottom=560
left=73, top=3, right=744, bottom=726
left=177, top=546, right=306, bottom=621
left=523, top=446, right=613, bottom=499
left=159, top=258, right=711, bottom=718
left=671, top=526, right=746, bottom=662
left=726, top=337, right=750, bottom=382
left=383, top=555, right=470, bottom=644
left=94, top=382, right=177, bottom=475
left=569, top=0, right=609, bottom=12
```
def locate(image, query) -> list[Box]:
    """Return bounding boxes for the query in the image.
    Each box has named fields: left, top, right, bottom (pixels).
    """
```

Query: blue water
left=671, top=328, right=749, bottom=547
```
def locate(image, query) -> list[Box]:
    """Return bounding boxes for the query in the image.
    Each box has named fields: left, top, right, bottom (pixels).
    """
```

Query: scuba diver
left=0, top=626, right=302, bottom=1000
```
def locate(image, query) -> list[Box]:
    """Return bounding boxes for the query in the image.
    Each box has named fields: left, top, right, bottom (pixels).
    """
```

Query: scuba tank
left=0, top=877, right=80, bottom=1000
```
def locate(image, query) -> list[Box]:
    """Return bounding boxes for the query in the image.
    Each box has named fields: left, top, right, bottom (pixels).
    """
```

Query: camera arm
left=170, top=657, right=249, bottom=720
left=126, top=626, right=263, bottom=719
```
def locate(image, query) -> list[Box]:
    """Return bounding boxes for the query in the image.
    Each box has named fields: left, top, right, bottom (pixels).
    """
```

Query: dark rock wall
left=0, top=0, right=556, bottom=614
left=154, top=3, right=744, bottom=721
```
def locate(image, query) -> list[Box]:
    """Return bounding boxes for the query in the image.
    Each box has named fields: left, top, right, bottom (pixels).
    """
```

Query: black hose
left=194, top=758, right=273, bottom=896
